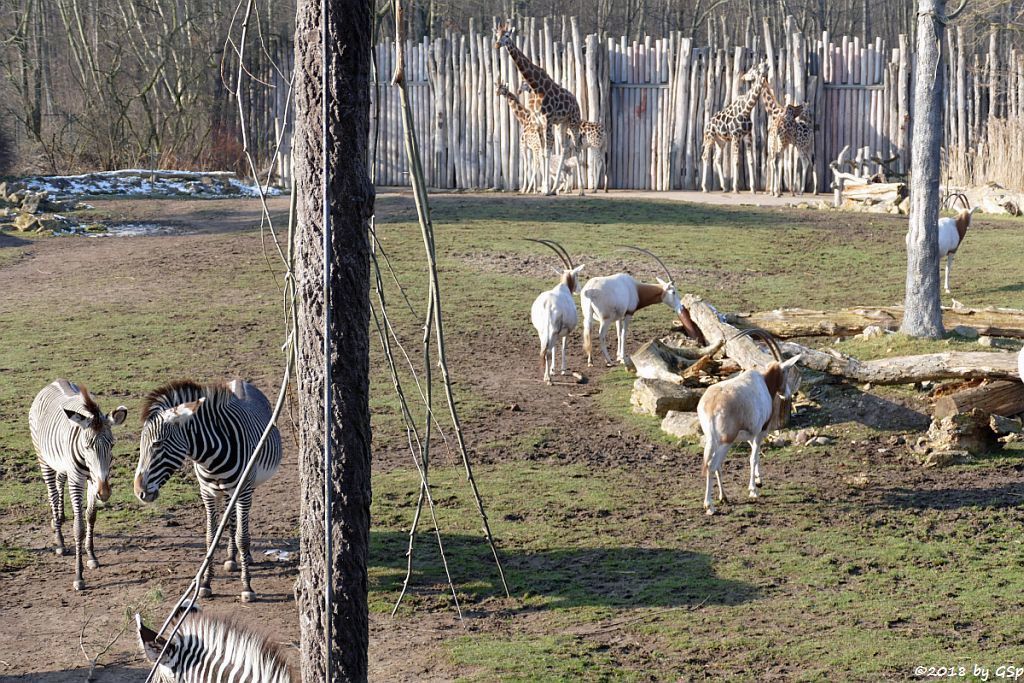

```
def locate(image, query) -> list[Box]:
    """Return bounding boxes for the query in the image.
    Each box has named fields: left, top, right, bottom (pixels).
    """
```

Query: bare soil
left=1, top=193, right=1021, bottom=682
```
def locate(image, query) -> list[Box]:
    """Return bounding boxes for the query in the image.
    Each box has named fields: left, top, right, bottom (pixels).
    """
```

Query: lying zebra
left=30, top=379, right=127, bottom=590
left=133, top=379, right=281, bottom=602
left=136, top=609, right=294, bottom=682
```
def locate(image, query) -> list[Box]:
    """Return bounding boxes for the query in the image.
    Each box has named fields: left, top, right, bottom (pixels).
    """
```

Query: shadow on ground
left=371, top=531, right=757, bottom=609
left=0, top=666, right=148, bottom=682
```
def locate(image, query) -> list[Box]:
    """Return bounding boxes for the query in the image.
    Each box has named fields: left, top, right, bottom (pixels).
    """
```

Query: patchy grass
left=4, top=194, right=1024, bottom=680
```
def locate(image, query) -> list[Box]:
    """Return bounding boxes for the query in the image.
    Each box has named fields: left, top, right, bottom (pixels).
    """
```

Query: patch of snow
left=17, top=169, right=282, bottom=199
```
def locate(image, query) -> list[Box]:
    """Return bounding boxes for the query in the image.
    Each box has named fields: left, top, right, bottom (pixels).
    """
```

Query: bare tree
left=901, top=0, right=961, bottom=338
left=293, top=0, right=375, bottom=680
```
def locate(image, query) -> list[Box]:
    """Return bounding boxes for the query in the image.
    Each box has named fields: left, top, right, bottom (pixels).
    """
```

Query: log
left=683, top=294, right=778, bottom=370
left=932, top=380, right=1024, bottom=419
left=779, top=340, right=1022, bottom=385
left=840, top=181, right=908, bottom=205
left=632, top=338, right=724, bottom=384
left=740, top=305, right=1024, bottom=340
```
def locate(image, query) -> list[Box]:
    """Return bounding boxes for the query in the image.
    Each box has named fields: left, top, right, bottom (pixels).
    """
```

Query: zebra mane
left=179, top=611, right=295, bottom=681
left=77, top=385, right=104, bottom=431
left=140, top=380, right=233, bottom=424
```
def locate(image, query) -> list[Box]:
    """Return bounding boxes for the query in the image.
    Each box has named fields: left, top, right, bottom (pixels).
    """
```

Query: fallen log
left=632, top=338, right=724, bottom=384
left=682, top=294, right=777, bottom=370
left=932, top=380, right=1024, bottom=419
left=683, top=294, right=798, bottom=428
left=841, top=182, right=908, bottom=205
left=739, top=305, right=1024, bottom=340
left=779, top=340, right=1021, bottom=385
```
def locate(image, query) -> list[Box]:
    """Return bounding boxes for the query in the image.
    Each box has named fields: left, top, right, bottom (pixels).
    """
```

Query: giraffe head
left=742, top=60, right=770, bottom=84
left=496, top=81, right=511, bottom=98
left=493, top=22, right=516, bottom=50
left=783, top=102, right=805, bottom=120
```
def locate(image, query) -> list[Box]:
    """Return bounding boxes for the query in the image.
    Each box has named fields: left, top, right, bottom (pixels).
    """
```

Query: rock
left=978, top=335, right=994, bottom=347
left=765, top=433, right=791, bottom=448
left=34, top=215, right=63, bottom=233
left=630, top=378, right=704, bottom=417
left=13, top=213, right=38, bottom=232
left=990, top=414, right=1022, bottom=435
left=20, top=192, right=43, bottom=214
left=925, top=409, right=1000, bottom=456
left=921, top=450, right=971, bottom=468
left=951, top=325, right=979, bottom=340
left=844, top=473, right=870, bottom=487
left=660, top=411, right=703, bottom=439
left=792, top=428, right=816, bottom=446
left=858, top=325, right=885, bottom=339
left=808, top=436, right=833, bottom=447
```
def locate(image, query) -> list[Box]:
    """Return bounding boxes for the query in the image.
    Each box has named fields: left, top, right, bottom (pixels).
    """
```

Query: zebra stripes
left=29, top=379, right=127, bottom=590
left=133, top=379, right=281, bottom=602
left=136, top=610, right=294, bottom=682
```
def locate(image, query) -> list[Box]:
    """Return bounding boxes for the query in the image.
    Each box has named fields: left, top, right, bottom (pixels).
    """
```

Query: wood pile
left=628, top=294, right=1024, bottom=463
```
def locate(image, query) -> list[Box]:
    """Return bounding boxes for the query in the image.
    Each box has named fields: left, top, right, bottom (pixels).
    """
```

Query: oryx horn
left=619, top=245, right=674, bottom=284
left=525, top=238, right=573, bottom=270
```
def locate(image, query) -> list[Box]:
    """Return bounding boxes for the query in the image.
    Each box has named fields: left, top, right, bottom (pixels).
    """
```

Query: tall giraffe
left=496, top=82, right=553, bottom=194
left=520, top=82, right=607, bottom=193
left=494, top=22, right=584, bottom=196
left=761, top=84, right=818, bottom=197
left=701, top=61, right=769, bottom=194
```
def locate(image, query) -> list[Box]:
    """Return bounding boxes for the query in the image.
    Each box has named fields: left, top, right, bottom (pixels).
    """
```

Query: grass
left=3, top=193, right=1024, bottom=680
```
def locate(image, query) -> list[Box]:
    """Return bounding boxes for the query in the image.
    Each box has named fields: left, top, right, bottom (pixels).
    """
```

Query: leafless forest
left=0, top=0, right=1020, bottom=175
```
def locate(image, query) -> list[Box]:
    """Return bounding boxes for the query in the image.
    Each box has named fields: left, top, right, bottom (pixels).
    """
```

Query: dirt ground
left=1, top=192, right=1022, bottom=682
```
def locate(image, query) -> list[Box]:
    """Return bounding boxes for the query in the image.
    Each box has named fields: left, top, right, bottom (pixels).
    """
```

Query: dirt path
left=0, top=196, right=676, bottom=681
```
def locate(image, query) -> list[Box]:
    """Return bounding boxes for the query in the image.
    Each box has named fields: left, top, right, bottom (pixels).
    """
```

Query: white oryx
left=580, top=246, right=705, bottom=367
left=697, top=329, right=801, bottom=515
left=527, top=238, right=584, bottom=384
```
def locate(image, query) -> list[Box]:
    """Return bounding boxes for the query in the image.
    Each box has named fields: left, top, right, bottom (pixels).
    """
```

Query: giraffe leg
left=573, top=131, right=585, bottom=196
left=550, top=127, right=570, bottom=196
left=730, top=139, right=741, bottom=193
left=744, top=136, right=756, bottom=194
left=713, top=143, right=727, bottom=192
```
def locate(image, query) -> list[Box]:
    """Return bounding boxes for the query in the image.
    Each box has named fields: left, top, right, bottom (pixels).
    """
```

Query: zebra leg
left=69, top=478, right=86, bottom=590
left=198, top=489, right=218, bottom=598
left=235, top=491, right=257, bottom=602
left=85, top=486, right=99, bottom=569
left=224, top=513, right=238, bottom=572
left=41, top=464, right=66, bottom=556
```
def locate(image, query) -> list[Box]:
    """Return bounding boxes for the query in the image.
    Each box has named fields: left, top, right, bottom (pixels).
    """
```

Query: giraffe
left=519, top=82, right=607, bottom=193
left=496, top=82, right=553, bottom=194
left=761, top=83, right=818, bottom=197
left=701, top=60, right=769, bottom=194
left=494, top=22, right=584, bottom=196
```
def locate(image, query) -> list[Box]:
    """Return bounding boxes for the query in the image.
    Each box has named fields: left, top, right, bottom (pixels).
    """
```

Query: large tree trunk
left=900, top=0, right=946, bottom=338
left=294, top=0, right=375, bottom=680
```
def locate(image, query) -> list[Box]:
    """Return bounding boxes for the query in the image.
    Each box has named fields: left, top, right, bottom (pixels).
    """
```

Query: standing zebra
left=133, top=379, right=281, bottom=601
left=29, top=379, right=128, bottom=590
left=136, top=610, right=295, bottom=682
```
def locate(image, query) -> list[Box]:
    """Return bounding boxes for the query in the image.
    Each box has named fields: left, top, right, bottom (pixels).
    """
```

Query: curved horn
left=727, top=327, right=783, bottom=362
left=618, top=245, right=674, bottom=283
left=524, top=238, right=573, bottom=270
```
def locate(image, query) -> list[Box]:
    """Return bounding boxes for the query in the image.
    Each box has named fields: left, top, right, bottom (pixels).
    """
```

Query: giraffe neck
left=503, top=41, right=550, bottom=93
left=736, top=78, right=764, bottom=118
left=499, top=90, right=534, bottom=127
left=761, top=84, right=783, bottom=118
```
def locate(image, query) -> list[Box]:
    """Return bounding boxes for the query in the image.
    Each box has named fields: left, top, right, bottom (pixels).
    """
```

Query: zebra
left=133, top=379, right=281, bottom=602
left=136, top=609, right=295, bottom=682
left=29, top=379, right=128, bottom=590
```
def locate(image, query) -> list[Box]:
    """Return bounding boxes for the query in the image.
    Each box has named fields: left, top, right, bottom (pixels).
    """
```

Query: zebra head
left=134, top=397, right=205, bottom=503
left=63, top=388, right=128, bottom=503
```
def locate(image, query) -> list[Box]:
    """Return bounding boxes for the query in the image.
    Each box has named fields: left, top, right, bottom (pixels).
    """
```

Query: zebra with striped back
left=133, top=379, right=281, bottom=602
left=136, top=610, right=295, bottom=682
left=29, top=379, right=128, bottom=590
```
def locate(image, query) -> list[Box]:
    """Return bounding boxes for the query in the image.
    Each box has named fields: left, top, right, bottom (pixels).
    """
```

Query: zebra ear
left=136, top=613, right=168, bottom=663
left=109, top=406, right=128, bottom=426
left=162, top=398, right=206, bottom=424
left=63, top=409, right=94, bottom=430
